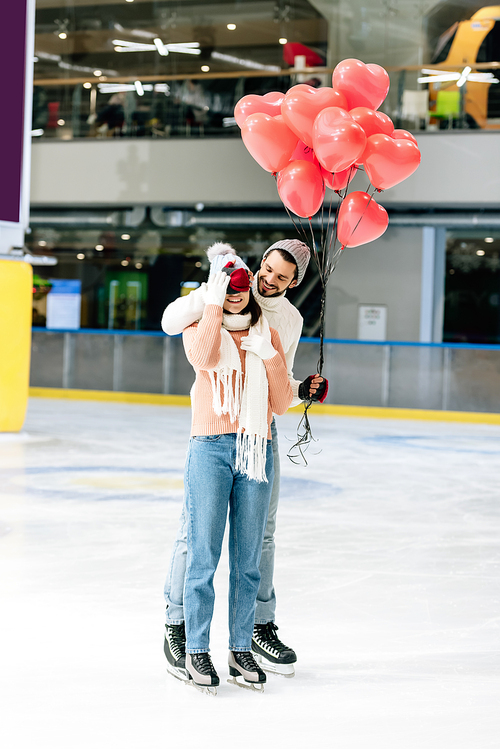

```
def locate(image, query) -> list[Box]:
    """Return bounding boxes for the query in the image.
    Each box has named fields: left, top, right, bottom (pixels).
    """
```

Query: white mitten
left=240, top=332, right=277, bottom=360
left=205, top=270, right=230, bottom=307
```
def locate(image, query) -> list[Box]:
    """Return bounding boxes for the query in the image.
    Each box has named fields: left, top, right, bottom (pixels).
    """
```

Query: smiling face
left=258, top=250, right=298, bottom=297
left=223, top=288, right=250, bottom=314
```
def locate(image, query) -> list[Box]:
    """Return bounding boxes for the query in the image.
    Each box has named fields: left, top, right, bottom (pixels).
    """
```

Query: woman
left=180, top=245, right=293, bottom=694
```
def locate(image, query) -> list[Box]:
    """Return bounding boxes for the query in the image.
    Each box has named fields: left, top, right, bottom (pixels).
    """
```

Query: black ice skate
left=164, top=622, right=189, bottom=682
left=227, top=650, right=266, bottom=693
left=185, top=653, right=219, bottom=696
left=252, top=622, right=297, bottom=678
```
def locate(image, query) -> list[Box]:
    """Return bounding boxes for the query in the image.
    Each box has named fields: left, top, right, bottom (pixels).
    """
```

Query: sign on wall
left=0, top=0, right=34, bottom=249
left=46, top=279, right=82, bottom=330
left=357, top=304, right=388, bottom=341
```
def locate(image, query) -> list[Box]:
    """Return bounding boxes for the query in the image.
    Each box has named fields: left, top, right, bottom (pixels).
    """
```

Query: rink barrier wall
left=30, top=330, right=500, bottom=416
left=28, top=388, right=500, bottom=424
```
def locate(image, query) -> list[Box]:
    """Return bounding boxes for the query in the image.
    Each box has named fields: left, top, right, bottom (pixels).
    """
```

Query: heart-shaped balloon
left=350, top=107, right=394, bottom=138
left=333, top=59, right=390, bottom=110
left=392, top=129, right=418, bottom=144
left=241, top=113, right=299, bottom=173
left=313, top=107, right=366, bottom=173
left=289, top=140, right=319, bottom=165
left=337, top=191, right=389, bottom=248
left=281, top=84, right=348, bottom=147
left=234, top=92, right=284, bottom=127
left=363, top=134, right=421, bottom=190
left=321, top=165, right=357, bottom=192
left=277, top=160, right=325, bottom=218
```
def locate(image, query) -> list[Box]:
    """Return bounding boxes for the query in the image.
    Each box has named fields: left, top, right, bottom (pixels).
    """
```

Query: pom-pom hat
left=207, top=242, right=251, bottom=293
left=262, top=239, right=310, bottom=285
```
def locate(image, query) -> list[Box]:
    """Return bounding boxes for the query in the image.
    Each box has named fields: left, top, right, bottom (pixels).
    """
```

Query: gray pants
left=164, top=419, right=280, bottom=625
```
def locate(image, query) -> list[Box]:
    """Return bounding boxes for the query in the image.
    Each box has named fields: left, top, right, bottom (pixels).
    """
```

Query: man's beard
left=258, top=277, right=286, bottom=298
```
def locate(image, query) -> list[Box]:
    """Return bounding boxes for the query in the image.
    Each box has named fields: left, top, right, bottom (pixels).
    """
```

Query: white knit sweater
left=161, top=271, right=304, bottom=407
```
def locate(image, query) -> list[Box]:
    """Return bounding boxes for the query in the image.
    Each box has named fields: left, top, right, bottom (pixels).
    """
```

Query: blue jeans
left=164, top=420, right=280, bottom=627
left=182, top=433, right=274, bottom=653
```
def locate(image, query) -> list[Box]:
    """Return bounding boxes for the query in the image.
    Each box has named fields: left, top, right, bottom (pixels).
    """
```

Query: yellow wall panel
left=0, top=260, right=32, bottom=432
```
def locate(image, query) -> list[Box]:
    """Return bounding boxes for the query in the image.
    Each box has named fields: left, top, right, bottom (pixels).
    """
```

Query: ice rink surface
left=1, top=398, right=499, bottom=749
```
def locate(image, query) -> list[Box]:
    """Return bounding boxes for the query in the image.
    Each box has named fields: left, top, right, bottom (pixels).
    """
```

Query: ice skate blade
left=189, top=680, right=217, bottom=696
left=255, top=654, right=295, bottom=678
left=227, top=675, right=265, bottom=693
left=166, top=663, right=191, bottom=683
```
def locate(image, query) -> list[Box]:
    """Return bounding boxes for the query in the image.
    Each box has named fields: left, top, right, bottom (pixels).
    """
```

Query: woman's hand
left=205, top=271, right=230, bottom=307
left=240, top=333, right=276, bottom=360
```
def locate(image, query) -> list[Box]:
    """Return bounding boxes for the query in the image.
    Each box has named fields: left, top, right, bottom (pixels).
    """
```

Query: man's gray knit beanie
left=262, top=239, right=310, bottom=286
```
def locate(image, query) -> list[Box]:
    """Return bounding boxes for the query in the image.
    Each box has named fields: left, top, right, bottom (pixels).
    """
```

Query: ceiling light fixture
left=227, top=23, right=236, bottom=30
left=95, top=244, right=104, bottom=251
left=83, top=82, right=92, bottom=89
left=93, top=69, right=102, bottom=77
left=201, top=65, right=210, bottom=72
left=112, top=39, right=200, bottom=56
left=279, top=38, right=288, bottom=45
left=485, top=237, right=494, bottom=243
left=476, top=249, right=485, bottom=256
left=121, top=234, right=131, bottom=240
left=418, top=67, right=498, bottom=85
left=58, top=32, right=67, bottom=40
left=134, top=80, right=144, bottom=96
left=77, top=253, right=85, bottom=260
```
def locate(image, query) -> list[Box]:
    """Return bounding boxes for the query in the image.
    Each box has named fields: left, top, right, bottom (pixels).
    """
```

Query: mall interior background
left=26, top=0, right=500, bottom=407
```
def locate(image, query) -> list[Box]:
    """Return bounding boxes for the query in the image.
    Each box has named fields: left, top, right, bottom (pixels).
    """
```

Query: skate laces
left=254, top=622, right=290, bottom=653
left=192, top=652, right=217, bottom=676
left=166, top=622, right=186, bottom=659
left=233, top=651, right=261, bottom=671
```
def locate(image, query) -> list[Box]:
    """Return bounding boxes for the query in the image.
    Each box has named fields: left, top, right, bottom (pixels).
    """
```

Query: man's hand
left=298, top=374, right=328, bottom=403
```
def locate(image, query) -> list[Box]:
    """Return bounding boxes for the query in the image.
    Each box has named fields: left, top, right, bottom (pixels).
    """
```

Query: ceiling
left=34, top=0, right=328, bottom=81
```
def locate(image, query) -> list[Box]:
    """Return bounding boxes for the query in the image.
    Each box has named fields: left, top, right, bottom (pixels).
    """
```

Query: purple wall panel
left=0, top=0, right=28, bottom=224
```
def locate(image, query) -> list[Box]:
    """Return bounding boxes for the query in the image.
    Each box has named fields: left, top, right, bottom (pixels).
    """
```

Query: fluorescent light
left=417, top=73, right=460, bottom=84
left=31, top=128, right=44, bottom=137
left=134, top=80, right=144, bottom=96
left=211, top=50, right=280, bottom=71
left=154, top=38, right=169, bottom=56
left=457, top=66, right=472, bottom=87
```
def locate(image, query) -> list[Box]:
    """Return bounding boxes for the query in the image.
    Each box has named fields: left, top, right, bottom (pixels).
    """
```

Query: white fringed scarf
left=207, top=311, right=271, bottom=483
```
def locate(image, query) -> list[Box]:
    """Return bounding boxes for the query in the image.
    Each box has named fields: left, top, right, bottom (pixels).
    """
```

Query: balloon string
left=282, top=163, right=374, bottom=466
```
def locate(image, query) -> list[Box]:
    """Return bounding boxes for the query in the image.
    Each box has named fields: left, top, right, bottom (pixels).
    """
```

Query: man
left=162, top=239, right=327, bottom=680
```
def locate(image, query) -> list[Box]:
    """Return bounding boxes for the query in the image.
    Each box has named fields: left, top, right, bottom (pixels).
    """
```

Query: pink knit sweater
left=183, top=305, right=293, bottom=438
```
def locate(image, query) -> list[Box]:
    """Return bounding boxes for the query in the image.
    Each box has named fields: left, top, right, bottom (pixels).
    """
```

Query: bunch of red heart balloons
left=235, top=58, right=421, bottom=250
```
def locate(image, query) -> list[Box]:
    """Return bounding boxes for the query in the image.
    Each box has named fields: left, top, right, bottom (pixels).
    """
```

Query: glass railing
left=30, top=330, right=500, bottom=414
left=31, top=63, right=500, bottom=141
